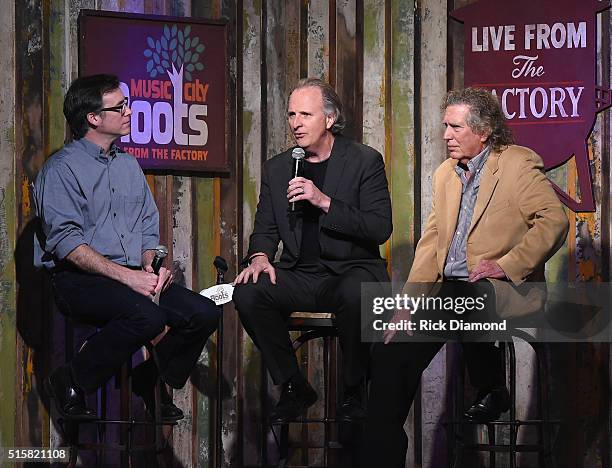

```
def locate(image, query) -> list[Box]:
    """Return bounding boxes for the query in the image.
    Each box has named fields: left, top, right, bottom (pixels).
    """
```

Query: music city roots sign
left=80, top=11, right=228, bottom=172
left=451, top=0, right=612, bottom=212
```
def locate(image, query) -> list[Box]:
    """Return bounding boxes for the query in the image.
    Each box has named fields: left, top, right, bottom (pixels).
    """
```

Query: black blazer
left=247, top=136, right=392, bottom=282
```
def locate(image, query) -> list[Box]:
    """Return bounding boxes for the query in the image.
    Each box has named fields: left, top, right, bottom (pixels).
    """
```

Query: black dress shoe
left=133, top=361, right=184, bottom=423
left=45, top=365, right=96, bottom=421
left=464, top=387, right=511, bottom=422
left=269, top=379, right=318, bottom=424
left=134, top=381, right=185, bottom=423
left=337, top=384, right=366, bottom=422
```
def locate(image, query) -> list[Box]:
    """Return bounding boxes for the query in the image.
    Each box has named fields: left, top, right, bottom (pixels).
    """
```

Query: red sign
left=451, top=0, right=611, bottom=211
left=80, top=11, right=228, bottom=172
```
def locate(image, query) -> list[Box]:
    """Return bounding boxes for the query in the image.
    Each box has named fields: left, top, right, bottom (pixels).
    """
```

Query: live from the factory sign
left=79, top=11, right=228, bottom=172
left=452, top=0, right=612, bottom=212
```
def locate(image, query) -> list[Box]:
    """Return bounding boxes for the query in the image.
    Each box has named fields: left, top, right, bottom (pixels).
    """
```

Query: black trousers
left=52, top=269, right=220, bottom=393
left=233, top=265, right=377, bottom=387
left=363, top=281, right=505, bottom=467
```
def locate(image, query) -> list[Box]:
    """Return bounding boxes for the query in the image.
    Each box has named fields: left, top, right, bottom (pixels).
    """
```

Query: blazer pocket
left=487, top=199, right=511, bottom=215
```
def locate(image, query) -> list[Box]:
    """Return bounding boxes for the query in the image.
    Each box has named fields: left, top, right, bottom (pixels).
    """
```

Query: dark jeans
left=363, top=280, right=505, bottom=467
left=52, top=270, right=219, bottom=393
left=233, top=265, right=377, bottom=387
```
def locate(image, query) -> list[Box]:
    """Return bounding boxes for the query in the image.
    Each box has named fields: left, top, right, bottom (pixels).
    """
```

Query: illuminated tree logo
left=144, top=24, right=205, bottom=81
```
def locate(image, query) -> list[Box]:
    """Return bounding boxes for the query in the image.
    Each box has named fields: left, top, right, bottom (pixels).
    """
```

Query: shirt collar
left=77, top=138, right=119, bottom=163
left=455, top=145, right=490, bottom=177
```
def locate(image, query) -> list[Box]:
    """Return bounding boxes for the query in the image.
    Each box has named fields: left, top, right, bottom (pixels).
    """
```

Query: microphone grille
left=154, top=245, right=168, bottom=258
left=291, top=147, right=306, bottom=160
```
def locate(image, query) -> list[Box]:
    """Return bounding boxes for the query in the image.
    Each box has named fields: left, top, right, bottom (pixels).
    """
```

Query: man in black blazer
left=233, top=78, right=392, bottom=423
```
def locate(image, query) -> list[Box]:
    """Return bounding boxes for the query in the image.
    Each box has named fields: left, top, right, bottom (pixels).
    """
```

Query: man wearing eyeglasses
left=34, top=74, right=220, bottom=422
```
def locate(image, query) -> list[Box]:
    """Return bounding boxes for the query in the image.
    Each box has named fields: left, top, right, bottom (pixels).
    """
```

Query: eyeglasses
left=99, top=97, right=129, bottom=115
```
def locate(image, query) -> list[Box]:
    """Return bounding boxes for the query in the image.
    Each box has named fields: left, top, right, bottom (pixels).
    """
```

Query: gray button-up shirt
left=34, top=138, right=159, bottom=269
left=443, top=145, right=491, bottom=279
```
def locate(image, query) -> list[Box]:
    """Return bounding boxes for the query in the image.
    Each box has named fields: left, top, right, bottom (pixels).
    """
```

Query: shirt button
left=121, top=234, right=124, bottom=238
left=112, top=188, right=115, bottom=193
left=113, top=212, right=116, bottom=217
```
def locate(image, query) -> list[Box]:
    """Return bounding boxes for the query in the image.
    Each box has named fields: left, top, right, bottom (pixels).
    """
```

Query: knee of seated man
left=132, top=306, right=167, bottom=341
left=334, top=280, right=363, bottom=312
left=189, top=300, right=221, bottom=332
left=233, top=279, right=272, bottom=315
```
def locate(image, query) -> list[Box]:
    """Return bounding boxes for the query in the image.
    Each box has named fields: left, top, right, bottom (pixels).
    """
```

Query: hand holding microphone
left=287, top=147, right=332, bottom=213
left=150, top=245, right=172, bottom=302
left=291, top=147, right=305, bottom=212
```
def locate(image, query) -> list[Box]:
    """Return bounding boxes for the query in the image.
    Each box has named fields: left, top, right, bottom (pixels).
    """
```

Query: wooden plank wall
left=2, top=0, right=611, bottom=467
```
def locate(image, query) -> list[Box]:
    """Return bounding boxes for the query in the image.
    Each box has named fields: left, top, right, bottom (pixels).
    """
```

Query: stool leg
left=119, top=362, right=131, bottom=468
left=323, top=335, right=330, bottom=467
left=508, top=343, right=517, bottom=468
left=65, top=421, right=79, bottom=468
left=278, top=424, right=289, bottom=468
left=486, top=423, right=496, bottom=468
left=534, top=343, right=555, bottom=468
left=98, top=384, right=107, bottom=468
left=452, top=431, right=464, bottom=468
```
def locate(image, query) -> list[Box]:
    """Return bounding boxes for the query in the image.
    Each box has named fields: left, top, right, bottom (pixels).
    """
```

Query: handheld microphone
left=291, top=147, right=306, bottom=212
left=151, top=245, right=168, bottom=274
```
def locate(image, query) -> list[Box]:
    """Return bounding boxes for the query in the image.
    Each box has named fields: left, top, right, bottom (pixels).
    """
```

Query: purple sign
left=451, top=0, right=611, bottom=211
left=80, top=11, right=228, bottom=172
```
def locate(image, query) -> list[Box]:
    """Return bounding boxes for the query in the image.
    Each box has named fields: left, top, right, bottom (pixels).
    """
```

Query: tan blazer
left=403, top=145, right=569, bottom=318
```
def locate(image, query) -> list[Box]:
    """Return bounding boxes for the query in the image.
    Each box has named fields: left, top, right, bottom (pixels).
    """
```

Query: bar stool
left=448, top=330, right=558, bottom=468
left=270, top=312, right=341, bottom=468
left=58, top=323, right=176, bottom=467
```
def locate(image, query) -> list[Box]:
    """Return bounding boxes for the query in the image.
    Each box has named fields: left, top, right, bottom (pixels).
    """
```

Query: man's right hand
left=124, top=269, right=160, bottom=296
left=234, top=255, right=277, bottom=285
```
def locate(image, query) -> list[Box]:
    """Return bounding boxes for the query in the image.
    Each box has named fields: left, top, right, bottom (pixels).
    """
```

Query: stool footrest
left=271, top=417, right=339, bottom=424
left=280, top=442, right=344, bottom=451
left=460, top=443, right=546, bottom=452
left=60, top=417, right=177, bottom=427
left=76, top=441, right=165, bottom=453
left=446, top=419, right=561, bottom=426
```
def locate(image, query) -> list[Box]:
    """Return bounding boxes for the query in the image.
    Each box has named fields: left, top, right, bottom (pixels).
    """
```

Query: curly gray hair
left=444, top=87, right=513, bottom=150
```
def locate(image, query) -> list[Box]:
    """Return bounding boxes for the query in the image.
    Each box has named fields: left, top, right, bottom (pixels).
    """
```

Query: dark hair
left=63, top=74, right=120, bottom=139
left=444, top=87, right=513, bottom=150
left=288, top=78, right=345, bottom=134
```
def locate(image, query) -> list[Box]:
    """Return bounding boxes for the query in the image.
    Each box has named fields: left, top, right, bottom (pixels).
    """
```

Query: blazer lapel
left=443, top=166, right=462, bottom=250
left=468, top=150, right=500, bottom=235
left=321, top=136, right=348, bottom=198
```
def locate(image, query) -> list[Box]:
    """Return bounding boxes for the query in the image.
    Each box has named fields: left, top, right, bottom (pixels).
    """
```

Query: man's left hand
left=468, top=260, right=506, bottom=282
left=287, top=177, right=331, bottom=213
left=144, top=264, right=174, bottom=294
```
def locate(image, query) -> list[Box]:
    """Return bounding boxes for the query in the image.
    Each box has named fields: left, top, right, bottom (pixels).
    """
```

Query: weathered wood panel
left=14, top=0, right=47, bottom=454
left=362, top=0, right=385, bottom=157
left=388, top=2, right=417, bottom=465
left=0, top=0, right=17, bottom=454
left=241, top=1, right=263, bottom=465
left=307, top=0, right=330, bottom=80
left=218, top=0, right=241, bottom=465
left=418, top=0, right=449, bottom=466
left=335, top=0, right=359, bottom=140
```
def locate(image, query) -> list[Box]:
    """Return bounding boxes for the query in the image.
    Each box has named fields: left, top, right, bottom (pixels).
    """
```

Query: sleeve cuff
left=55, top=235, right=86, bottom=260
left=142, top=235, right=160, bottom=252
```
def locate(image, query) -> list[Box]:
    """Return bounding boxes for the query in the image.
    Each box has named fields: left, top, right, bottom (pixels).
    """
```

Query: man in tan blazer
left=363, top=88, right=569, bottom=467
